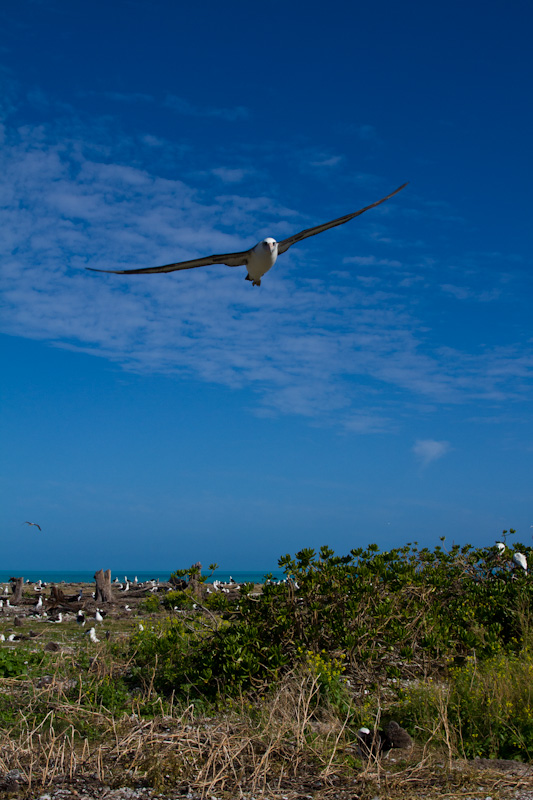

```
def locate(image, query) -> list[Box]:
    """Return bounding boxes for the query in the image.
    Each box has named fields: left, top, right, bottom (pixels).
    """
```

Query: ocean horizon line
left=0, top=568, right=285, bottom=585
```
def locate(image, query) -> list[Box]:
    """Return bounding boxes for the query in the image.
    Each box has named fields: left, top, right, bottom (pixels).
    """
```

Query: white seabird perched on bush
left=87, top=184, right=407, bottom=287
left=513, top=552, right=528, bottom=572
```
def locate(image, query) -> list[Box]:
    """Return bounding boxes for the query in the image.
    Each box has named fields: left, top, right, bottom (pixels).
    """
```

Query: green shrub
left=131, top=537, right=533, bottom=708
left=140, top=594, right=160, bottom=613
left=395, top=650, right=533, bottom=760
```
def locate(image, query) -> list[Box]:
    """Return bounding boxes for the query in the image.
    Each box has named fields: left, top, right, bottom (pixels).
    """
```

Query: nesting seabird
left=87, top=184, right=407, bottom=286
left=87, top=627, right=100, bottom=643
left=357, top=721, right=413, bottom=758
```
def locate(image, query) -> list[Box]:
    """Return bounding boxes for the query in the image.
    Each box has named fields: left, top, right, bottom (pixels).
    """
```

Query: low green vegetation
left=0, top=533, right=532, bottom=797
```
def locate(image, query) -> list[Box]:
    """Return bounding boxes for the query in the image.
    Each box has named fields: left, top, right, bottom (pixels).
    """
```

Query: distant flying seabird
left=87, top=183, right=408, bottom=286
left=23, top=521, right=42, bottom=531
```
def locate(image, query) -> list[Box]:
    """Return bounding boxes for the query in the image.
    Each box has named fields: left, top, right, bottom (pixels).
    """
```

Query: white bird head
left=496, top=542, right=505, bottom=553
left=262, top=238, right=277, bottom=254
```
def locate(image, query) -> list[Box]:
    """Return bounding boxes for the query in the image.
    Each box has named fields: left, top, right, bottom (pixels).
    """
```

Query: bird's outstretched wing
left=86, top=249, right=252, bottom=275
left=276, top=183, right=408, bottom=255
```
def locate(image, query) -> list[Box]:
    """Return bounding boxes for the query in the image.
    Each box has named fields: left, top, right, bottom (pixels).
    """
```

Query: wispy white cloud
left=344, top=412, right=393, bottom=434
left=211, top=167, right=252, bottom=184
left=78, top=90, right=249, bottom=123
left=440, top=283, right=501, bottom=302
left=308, top=155, right=344, bottom=168
left=412, top=439, right=452, bottom=466
left=1, top=109, right=532, bottom=431
left=343, top=255, right=403, bottom=267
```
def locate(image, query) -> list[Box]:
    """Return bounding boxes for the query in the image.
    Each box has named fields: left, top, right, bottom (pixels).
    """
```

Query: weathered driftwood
left=94, top=569, right=114, bottom=604
left=10, top=577, right=24, bottom=604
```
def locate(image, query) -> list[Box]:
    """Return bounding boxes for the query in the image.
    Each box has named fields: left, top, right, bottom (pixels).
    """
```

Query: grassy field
left=1, top=540, right=533, bottom=799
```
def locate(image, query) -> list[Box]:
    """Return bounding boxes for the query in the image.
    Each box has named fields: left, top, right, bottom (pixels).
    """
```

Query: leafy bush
left=130, top=537, right=533, bottom=718
left=128, top=614, right=288, bottom=702
left=237, top=540, right=533, bottom=671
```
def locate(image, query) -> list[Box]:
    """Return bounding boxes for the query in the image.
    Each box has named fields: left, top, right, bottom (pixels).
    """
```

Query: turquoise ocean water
left=0, top=569, right=284, bottom=585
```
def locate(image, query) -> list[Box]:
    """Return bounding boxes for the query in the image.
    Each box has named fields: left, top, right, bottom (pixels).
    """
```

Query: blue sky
left=1, top=0, right=532, bottom=571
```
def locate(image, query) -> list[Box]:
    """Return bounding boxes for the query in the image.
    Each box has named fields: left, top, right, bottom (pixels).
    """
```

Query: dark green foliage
left=128, top=617, right=288, bottom=702
left=0, top=648, right=44, bottom=678
left=240, top=540, right=533, bottom=665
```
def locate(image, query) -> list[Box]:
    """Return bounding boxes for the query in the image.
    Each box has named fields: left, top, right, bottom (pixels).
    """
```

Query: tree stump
left=50, top=585, right=66, bottom=603
left=94, top=569, right=114, bottom=604
left=10, top=578, right=24, bottom=604
left=188, top=576, right=205, bottom=600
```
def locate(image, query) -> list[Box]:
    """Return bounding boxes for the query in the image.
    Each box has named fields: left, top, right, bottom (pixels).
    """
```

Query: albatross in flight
left=87, top=183, right=407, bottom=286
left=23, top=521, right=42, bottom=531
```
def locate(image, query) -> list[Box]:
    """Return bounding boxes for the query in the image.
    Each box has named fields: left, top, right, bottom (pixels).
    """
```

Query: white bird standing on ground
left=513, top=552, right=528, bottom=572
left=87, top=627, right=99, bottom=643
left=87, top=184, right=407, bottom=287
left=95, top=609, right=104, bottom=623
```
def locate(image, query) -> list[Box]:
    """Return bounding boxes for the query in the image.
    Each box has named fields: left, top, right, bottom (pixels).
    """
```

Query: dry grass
left=0, top=669, right=532, bottom=799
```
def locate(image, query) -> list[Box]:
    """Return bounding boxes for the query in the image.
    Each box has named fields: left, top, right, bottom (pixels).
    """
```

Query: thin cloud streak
left=1, top=115, right=533, bottom=430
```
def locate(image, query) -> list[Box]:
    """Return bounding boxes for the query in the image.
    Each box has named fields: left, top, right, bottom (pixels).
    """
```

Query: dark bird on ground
left=357, top=721, right=413, bottom=758
left=23, top=521, right=41, bottom=531
left=87, top=184, right=408, bottom=287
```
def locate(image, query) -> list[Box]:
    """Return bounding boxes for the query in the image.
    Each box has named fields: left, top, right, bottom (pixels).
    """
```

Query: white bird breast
left=246, top=239, right=278, bottom=282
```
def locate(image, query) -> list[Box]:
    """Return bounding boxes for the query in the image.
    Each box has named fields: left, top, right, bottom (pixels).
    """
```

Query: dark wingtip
left=86, top=267, right=122, bottom=274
